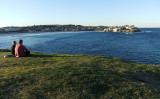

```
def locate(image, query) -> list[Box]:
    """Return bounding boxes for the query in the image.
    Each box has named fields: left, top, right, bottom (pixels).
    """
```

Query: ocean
left=0, top=28, right=160, bottom=64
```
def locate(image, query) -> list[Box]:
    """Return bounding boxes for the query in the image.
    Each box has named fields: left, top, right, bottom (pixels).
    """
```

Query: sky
left=0, top=0, right=160, bottom=27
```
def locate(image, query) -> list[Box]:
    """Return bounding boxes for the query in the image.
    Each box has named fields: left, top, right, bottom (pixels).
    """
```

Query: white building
left=103, top=27, right=110, bottom=32
left=112, top=28, right=118, bottom=32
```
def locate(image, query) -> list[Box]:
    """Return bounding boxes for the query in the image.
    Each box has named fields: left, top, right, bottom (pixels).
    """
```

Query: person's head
left=12, top=41, right=16, bottom=45
left=18, top=39, right=23, bottom=44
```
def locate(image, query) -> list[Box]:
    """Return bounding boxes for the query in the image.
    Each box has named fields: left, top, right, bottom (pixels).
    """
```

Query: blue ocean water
left=0, top=28, right=160, bottom=64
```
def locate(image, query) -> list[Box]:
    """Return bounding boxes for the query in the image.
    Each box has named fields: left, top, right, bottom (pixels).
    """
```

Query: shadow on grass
left=30, top=54, right=84, bottom=58
left=128, top=71, right=160, bottom=90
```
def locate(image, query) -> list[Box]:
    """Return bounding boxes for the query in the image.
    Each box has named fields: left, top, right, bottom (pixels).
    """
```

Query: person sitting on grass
left=15, top=39, right=30, bottom=57
left=11, top=41, right=16, bottom=56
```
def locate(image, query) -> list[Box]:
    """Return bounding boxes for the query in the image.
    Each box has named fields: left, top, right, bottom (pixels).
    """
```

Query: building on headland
left=102, top=25, right=141, bottom=32
left=3, top=27, right=20, bottom=32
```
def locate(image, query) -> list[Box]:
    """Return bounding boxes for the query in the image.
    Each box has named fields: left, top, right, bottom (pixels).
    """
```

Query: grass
left=0, top=49, right=160, bottom=98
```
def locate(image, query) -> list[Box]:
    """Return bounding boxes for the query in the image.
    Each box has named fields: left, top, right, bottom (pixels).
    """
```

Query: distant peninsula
left=0, top=24, right=141, bottom=33
left=102, top=25, right=141, bottom=32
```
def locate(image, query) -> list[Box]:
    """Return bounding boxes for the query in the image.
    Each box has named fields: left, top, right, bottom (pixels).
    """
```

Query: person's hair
left=12, top=41, right=16, bottom=45
left=18, top=39, right=23, bottom=44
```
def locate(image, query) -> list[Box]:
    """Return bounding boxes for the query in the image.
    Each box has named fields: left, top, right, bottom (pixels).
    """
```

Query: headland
left=0, top=24, right=141, bottom=33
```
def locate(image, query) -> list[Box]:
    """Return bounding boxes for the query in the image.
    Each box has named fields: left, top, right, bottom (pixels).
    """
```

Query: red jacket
left=15, top=44, right=28, bottom=57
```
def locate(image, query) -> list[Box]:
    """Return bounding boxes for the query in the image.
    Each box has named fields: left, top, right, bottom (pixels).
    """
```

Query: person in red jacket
left=15, top=39, right=30, bottom=57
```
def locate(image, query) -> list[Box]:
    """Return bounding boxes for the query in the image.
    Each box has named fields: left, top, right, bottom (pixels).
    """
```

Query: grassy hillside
left=0, top=49, right=160, bottom=99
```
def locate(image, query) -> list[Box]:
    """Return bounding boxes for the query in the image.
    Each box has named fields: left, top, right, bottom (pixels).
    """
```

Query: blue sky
left=0, top=0, right=160, bottom=27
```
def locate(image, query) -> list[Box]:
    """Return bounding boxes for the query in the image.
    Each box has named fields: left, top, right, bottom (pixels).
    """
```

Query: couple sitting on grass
left=11, top=39, right=30, bottom=57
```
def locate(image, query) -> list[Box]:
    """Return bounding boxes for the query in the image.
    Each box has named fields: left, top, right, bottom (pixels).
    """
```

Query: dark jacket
left=11, top=45, right=16, bottom=56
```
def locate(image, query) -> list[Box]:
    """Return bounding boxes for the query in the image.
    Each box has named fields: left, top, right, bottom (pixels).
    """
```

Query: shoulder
left=15, top=44, right=21, bottom=48
left=16, top=44, right=23, bottom=47
left=22, top=45, right=26, bottom=47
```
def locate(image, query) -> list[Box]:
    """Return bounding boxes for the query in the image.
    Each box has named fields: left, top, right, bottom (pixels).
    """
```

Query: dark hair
left=12, top=41, right=16, bottom=45
left=18, top=39, right=23, bottom=44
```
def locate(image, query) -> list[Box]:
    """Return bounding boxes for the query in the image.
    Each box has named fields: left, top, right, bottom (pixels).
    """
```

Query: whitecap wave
left=6, top=36, right=12, bottom=38
left=144, top=31, right=152, bottom=33
left=125, top=32, right=133, bottom=35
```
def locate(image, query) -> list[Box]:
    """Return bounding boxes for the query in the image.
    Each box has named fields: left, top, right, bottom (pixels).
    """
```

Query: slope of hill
left=0, top=49, right=160, bottom=98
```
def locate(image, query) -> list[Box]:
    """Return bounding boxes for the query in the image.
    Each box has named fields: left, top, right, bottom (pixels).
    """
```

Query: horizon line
left=0, top=24, right=160, bottom=28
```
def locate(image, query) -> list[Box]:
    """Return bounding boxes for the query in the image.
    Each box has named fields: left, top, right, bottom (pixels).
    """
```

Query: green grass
left=0, top=49, right=160, bottom=99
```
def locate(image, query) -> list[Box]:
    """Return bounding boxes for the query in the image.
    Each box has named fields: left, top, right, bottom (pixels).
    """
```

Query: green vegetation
left=0, top=49, right=160, bottom=98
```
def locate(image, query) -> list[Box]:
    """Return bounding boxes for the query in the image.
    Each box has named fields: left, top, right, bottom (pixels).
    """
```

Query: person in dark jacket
left=11, top=41, right=16, bottom=56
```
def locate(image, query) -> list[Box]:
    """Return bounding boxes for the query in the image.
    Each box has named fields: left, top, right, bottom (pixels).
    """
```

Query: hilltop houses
left=102, top=25, right=141, bottom=32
